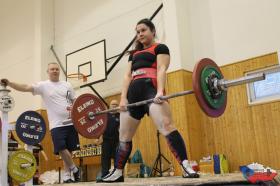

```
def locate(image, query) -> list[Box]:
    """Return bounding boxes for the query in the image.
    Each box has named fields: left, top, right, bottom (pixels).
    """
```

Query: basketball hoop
left=67, top=73, right=87, bottom=90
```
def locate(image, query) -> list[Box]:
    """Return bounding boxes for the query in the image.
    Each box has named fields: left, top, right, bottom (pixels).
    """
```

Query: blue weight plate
left=16, top=111, right=46, bottom=145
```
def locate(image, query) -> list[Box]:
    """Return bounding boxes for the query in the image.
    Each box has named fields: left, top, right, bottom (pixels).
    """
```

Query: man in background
left=1, top=63, right=80, bottom=183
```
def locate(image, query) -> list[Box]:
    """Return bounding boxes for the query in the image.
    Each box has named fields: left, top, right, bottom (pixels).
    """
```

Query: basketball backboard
left=66, top=40, right=107, bottom=88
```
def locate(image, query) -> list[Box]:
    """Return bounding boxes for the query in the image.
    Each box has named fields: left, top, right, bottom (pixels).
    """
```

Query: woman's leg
left=102, top=111, right=140, bottom=182
left=149, top=102, right=199, bottom=178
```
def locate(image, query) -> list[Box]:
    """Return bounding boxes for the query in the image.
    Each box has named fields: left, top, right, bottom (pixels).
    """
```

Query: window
left=246, top=65, right=280, bottom=105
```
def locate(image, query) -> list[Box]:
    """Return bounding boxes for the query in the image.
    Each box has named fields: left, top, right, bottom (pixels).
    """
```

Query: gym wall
left=197, top=52, right=280, bottom=172
left=0, top=0, right=55, bottom=121
left=3, top=0, right=280, bottom=121
left=178, top=0, right=280, bottom=70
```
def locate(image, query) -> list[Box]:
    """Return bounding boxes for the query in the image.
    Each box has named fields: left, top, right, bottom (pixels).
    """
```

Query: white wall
left=0, top=0, right=55, bottom=122
left=53, top=0, right=168, bottom=98
left=209, top=0, right=280, bottom=65
left=182, top=0, right=280, bottom=70
left=54, top=0, right=280, bottom=82
left=0, top=0, right=38, bottom=122
left=2, top=0, right=280, bottom=120
left=180, top=0, right=216, bottom=70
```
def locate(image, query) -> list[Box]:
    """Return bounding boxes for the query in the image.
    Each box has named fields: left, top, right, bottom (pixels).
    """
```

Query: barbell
left=69, top=58, right=266, bottom=139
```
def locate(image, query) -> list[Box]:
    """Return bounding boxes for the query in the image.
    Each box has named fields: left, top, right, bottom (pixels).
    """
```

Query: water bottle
left=169, top=164, right=174, bottom=176
left=144, top=166, right=148, bottom=178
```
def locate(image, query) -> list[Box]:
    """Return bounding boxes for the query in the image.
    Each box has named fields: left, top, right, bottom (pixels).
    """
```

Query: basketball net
left=67, top=73, right=87, bottom=90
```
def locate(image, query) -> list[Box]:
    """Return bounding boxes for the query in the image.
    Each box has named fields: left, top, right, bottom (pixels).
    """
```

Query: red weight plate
left=71, top=94, right=108, bottom=139
left=192, top=58, right=227, bottom=117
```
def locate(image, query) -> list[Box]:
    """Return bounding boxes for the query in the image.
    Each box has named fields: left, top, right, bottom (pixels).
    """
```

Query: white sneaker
left=101, top=168, right=124, bottom=182
left=181, top=160, right=199, bottom=178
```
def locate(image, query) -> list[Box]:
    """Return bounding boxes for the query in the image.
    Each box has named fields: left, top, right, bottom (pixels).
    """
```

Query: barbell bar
left=88, top=72, right=264, bottom=117
left=69, top=58, right=266, bottom=139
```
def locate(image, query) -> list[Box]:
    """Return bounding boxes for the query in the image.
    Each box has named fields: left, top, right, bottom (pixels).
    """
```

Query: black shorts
left=127, top=78, right=157, bottom=120
left=50, top=125, right=80, bottom=155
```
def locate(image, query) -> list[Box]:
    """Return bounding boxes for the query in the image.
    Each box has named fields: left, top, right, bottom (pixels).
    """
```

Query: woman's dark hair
left=130, top=18, right=156, bottom=54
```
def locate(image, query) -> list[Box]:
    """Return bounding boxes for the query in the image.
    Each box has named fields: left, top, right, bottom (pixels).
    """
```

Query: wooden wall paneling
left=198, top=52, right=280, bottom=171
left=182, top=70, right=204, bottom=162
left=37, top=109, right=58, bottom=173
left=165, top=70, right=191, bottom=175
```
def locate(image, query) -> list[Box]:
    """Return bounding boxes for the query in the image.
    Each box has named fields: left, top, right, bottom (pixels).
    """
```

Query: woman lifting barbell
left=101, top=18, right=199, bottom=183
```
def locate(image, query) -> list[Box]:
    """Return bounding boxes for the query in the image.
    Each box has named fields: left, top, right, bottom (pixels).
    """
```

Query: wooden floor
left=42, top=173, right=255, bottom=186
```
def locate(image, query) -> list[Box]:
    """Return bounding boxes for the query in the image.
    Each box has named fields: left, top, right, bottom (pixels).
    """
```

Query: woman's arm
left=156, top=54, right=170, bottom=94
left=119, top=62, right=133, bottom=110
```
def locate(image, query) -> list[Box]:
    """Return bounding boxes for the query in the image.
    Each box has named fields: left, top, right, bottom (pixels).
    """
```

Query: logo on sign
left=77, top=99, right=95, bottom=113
left=87, top=119, right=104, bottom=133
left=24, top=116, right=41, bottom=123
left=23, top=132, right=39, bottom=140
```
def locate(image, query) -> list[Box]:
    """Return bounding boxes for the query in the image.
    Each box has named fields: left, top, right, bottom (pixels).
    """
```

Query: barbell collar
left=218, top=73, right=265, bottom=91
left=20, top=163, right=33, bottom=168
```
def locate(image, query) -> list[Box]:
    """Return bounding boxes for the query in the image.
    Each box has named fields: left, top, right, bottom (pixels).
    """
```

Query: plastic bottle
left=169, top=164, right=174, bottom=176
left=144, top=166, right=148, bottom=178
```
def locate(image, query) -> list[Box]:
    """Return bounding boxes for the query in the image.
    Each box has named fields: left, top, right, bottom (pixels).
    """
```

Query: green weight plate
left=200, top=65, right=226, bottom=109
left=192, top=58, right=227, bottom=117
left=8, top=150, right=37, bottom=183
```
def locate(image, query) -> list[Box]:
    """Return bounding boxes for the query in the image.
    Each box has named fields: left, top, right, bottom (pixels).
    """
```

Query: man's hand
left=0, top=79, right=9, bottom=86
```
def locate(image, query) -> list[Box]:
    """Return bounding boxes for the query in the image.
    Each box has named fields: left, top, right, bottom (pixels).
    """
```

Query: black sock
left=114, top=141, right=132, bottom=169
left=165, top=130, right=188, bottom=164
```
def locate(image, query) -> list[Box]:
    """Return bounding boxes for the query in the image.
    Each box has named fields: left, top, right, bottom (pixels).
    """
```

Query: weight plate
left=8, top=150, right=37, bottom=183
left=192, top=58, right=227, bottom=117
left=200, top=65, right=226, bottom=109
left=71, top=94, right=108, bottom=139
left=16, top=111, right=46, bottom=145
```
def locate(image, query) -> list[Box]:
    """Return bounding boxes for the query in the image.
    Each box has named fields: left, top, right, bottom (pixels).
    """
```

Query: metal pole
left=88, top=85, right=109, bottom=108
left=50, top=45, right=67, bottom=77
left=0, top=85, right=10, bottom=186
left=107, top=3, right=163, bottom=75
left=25, top=145, right=34, bottom=186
